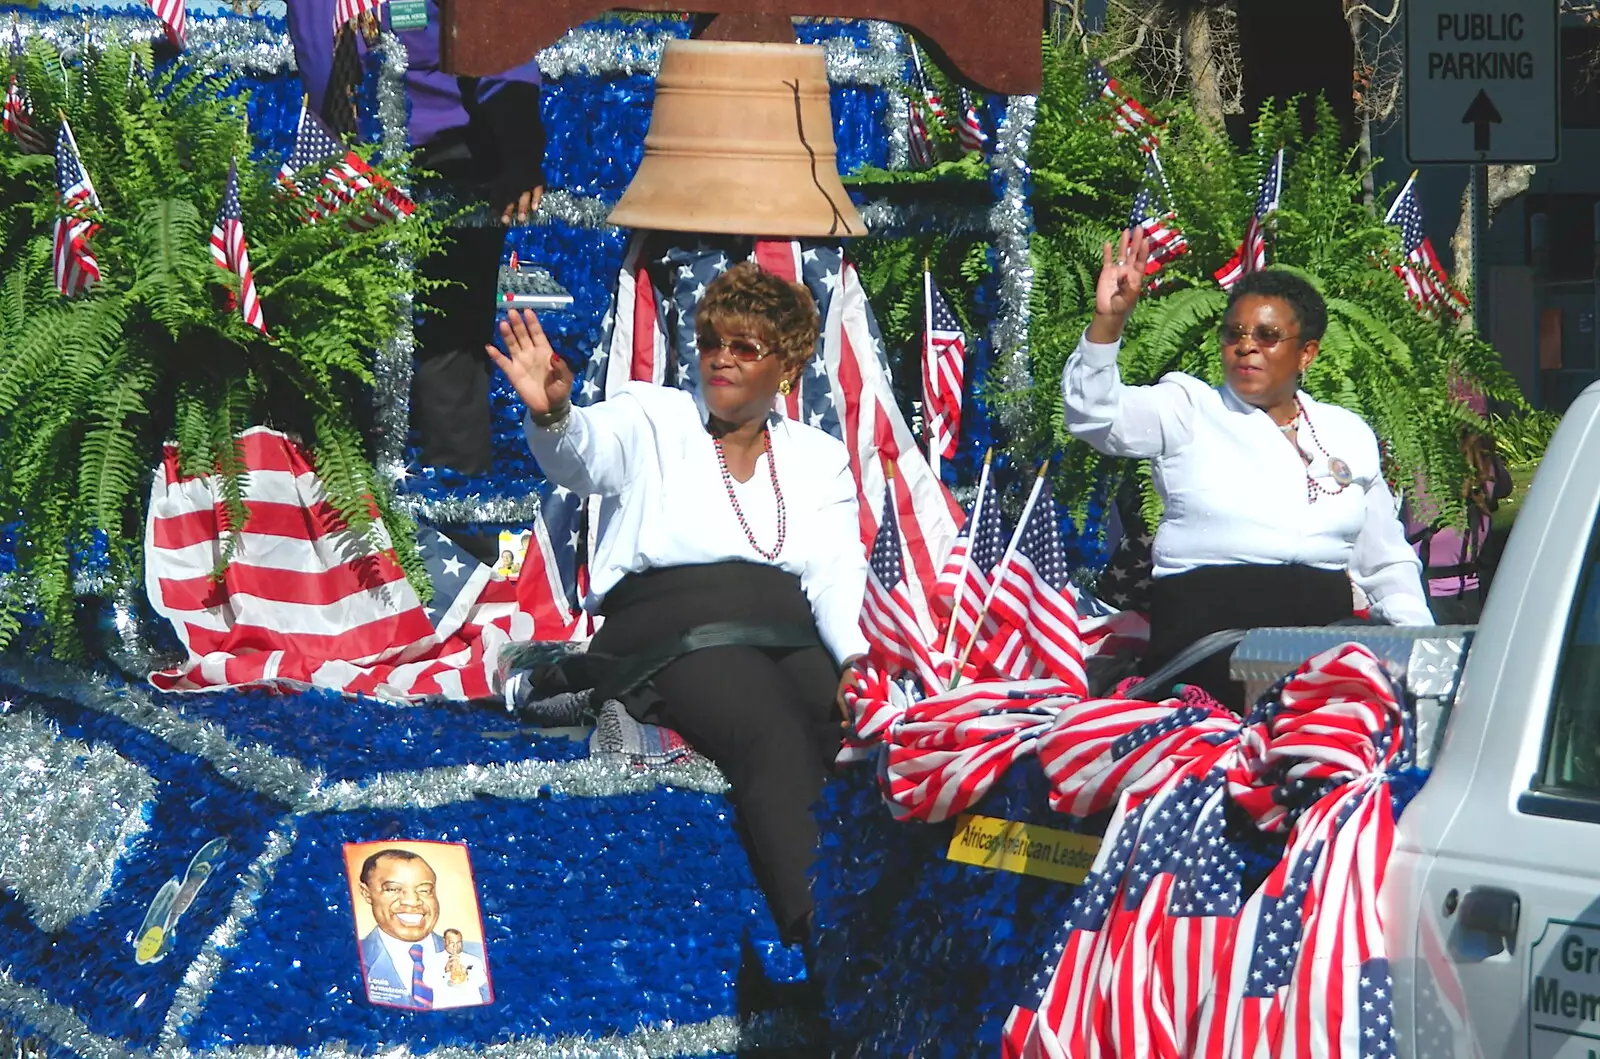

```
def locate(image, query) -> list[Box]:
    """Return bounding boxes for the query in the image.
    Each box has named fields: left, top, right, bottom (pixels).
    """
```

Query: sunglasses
left=1219, top=324, right=1300, bottom=347
left=696, top=335, right=773, bottom=362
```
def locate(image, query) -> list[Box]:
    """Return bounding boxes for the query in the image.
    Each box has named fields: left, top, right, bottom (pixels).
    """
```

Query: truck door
left=1406, top=398, right=1600, bottom=1059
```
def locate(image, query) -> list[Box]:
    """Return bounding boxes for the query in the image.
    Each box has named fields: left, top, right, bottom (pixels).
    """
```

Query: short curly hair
left=1225, top=269, right=1328, bottom=343
left=694, top=261, right=820, bottom=373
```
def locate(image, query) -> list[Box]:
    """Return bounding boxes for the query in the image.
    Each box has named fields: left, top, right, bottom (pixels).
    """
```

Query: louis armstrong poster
left=343, top=840, right=494, bottom=1011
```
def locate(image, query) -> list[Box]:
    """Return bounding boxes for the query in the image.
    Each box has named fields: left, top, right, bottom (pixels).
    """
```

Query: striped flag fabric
left=278, top=101, right=346, bottom=187
left=1387, top=173, right=1468, bottom=317
left=1215, top=148, right=1284, bottom=290
left=52, top=121, right=100, bottom=297
left=978, top=475, right=1088, bottom=695
left=146, top=0, right=185, bottom=47
left=4, top=29, right=47, bottom=155
left=907, top=94, right=934, bottom=169
left=210, top=158, right=267, bottom=333
left=516, top=480, right=589, bottom=641
left=956, top=87, right=988, bottom=153
left=1130, top=152, right=1187, bottom=276
left=908, top=38, right=946, bottom=123
left=144, top=427, right=567, bottom=700
left=1085, top=59, right=1157, bottom=149
left=333, top=0, right=384, bottom=34
left=920, top=270, right=966, bottom=471
left=862, top=476, right=944, bottom=691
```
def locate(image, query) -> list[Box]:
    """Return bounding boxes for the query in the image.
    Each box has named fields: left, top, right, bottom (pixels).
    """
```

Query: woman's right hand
left=486, top=308, right=572, bottom=417
left=1087, top=226, right=1152, bottom=344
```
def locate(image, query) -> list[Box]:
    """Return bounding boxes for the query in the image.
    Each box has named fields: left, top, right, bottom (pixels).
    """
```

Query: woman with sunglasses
left=491, top=262, right=867, bottom=948
left=1062, top=227, right=1431, bottom=709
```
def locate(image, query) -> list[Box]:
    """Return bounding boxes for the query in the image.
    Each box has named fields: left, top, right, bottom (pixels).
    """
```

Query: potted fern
left=0, top=38, right=448, bottom=654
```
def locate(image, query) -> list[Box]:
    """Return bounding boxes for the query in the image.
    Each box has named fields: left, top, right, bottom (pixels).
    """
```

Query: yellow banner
left=945, top=813, right=1102, bottom=885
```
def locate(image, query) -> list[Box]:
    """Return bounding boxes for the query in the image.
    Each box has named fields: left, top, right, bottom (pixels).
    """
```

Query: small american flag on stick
left=1130, top=151, right=1187, bottom=276
left=4, top=28, right=47, bottom=155
left=279, top=100, right=414, bottom=232
left=1085, top=59, right=1157, bottom=150
left=920, top=269, right=966, bottom=473
left=956, top=87, right=988, bottom=153
left=1215, top=147, right=1284, bottom=290
left=1386, top=172, right=1468, bottom=317
left=52, top=120, right=100, bottom=297
left=146, top=0, right=185, bottom=47
left=210, top=158, right=266, bottom=333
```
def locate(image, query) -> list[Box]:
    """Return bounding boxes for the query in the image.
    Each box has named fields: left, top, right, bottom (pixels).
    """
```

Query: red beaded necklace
left=1285, top=396, right=1351, bottom=504
left=713, top=430, right=787, bottom=561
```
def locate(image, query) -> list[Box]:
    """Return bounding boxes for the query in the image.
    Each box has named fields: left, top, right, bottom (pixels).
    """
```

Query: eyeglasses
left=1219, top=324, right=1301, bottom=347
left=696, top=335, right=773, bottom=361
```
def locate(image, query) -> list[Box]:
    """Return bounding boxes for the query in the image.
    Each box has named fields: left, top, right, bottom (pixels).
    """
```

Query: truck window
left=1541, top=550, right=1600, bottom=793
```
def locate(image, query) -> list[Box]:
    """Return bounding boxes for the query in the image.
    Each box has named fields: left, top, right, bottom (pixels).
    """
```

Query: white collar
left=377, top=928, right=433, bottom=972
left=1219, top=384, right=1312, bottom=421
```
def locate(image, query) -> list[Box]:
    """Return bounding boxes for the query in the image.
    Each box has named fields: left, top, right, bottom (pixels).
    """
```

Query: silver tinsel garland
left=19, top=14, right=295, bottom=74
left=0, top=972, right=133, bottom=1059
left=0, top=658, right=730, bottom=806
left=988, top=94, right=1038, bottom=435
left=0, top=712, right=156, bottom=934
left=371, top=31, right=418, bottom=484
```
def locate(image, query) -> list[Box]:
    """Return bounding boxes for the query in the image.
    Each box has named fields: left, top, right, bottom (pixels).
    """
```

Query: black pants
left=590, top=563, right=841, bottom=943
left=1146, top=564, right=1354, bottom=712
left=411, top=205, right=504, bottom=476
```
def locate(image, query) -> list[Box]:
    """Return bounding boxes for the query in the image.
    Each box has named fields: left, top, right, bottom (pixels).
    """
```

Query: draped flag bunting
left=144, top=428, right=579, bottom=699
left=52, top=120, right=100, bottom=297
left=1130, top=151, right=1187, bottom=277
left=920, top=269, right=967, bottom=473
left=1387, top=172, right=1468, bottom=318
left=4, top=28, right=47, bottom=155
left=1215, top=148, right=1284, bottom=290
left=972, top=641, right=1415, bottom=1059
left=1085, top=60, right=1158, bottom=149
left=210, top=158, right=266, bottom=333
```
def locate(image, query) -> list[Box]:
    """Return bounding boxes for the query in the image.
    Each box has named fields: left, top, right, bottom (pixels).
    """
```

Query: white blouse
left=524, top=384, right=871, bottom=665
left=1062, top=334, right=1433, bottom=626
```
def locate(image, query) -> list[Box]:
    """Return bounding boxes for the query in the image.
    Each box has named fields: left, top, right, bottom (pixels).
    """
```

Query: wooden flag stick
left=951, top=458, right=1050, bottom=689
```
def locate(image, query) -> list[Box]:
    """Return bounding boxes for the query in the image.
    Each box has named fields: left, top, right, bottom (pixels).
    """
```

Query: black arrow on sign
left=1462, top=89, right=1502, bottom=153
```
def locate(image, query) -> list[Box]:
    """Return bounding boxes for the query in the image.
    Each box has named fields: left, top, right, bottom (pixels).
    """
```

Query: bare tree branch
left=1343, top=0, right=1400, bottom=26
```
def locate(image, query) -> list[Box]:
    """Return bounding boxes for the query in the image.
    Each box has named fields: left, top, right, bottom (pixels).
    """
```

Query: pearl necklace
left=713, top=432, right=787, bottom=561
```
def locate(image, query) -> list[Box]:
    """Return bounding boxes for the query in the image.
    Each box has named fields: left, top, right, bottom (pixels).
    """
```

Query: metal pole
left=1470, top=164, right=1488, bottom=340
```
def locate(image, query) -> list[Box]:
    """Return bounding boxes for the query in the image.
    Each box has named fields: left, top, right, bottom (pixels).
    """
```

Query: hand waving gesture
left=486, top=308, right=572, bottom=417
left=1087, top=227, right=1151, bottom=344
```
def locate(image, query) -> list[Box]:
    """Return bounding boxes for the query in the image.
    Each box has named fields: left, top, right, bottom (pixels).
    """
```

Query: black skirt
left=1145, top=564, right=1354, bottom=712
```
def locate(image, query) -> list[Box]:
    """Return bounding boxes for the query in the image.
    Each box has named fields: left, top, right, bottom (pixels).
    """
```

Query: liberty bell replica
left=607, top=38, right=867, bottom=238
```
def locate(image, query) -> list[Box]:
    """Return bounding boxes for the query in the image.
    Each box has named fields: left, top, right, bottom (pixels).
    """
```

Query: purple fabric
left=283, top=0, right=542, bottom=148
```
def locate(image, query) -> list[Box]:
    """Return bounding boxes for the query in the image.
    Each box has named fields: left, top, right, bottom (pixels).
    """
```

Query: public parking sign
left=1405, top=0, right=1558, bottom=164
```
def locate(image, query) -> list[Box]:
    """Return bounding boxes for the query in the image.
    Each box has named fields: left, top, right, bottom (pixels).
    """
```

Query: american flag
left=1215, top=148, right=1284, bottom=290
left=278, top=101, right=345, bottom=187
left=1085, top=59, right=1157, bottom=149
left=333, top=0, right=384, bottom=34
left=934, top=452, right=1003, bottom=658
left=146, top=0, right=185, bottom=47
left=580, top=236, right=958, bottom=644
left=920, top=270, right=966, bottom=471
left=908, top=38, right=946, bottom=123
left=1130, top=151, right=1187, bottom=275
left=516, top=479, right=589, bottom=640
left=907, top=94, right=934, bottom=169
left=279, top=101, right=414, bottom=232
left=52, top=121, right=100, bottom=298
left=956, top=87, right=988, bottom=153
left=144, top=427, right=571, bottom=699
left=1004, top=642, right=1411, bottom=1059
left=978, top=474, right=1087, bottom=695
left=1386, top=174, right=1467, bottom=317
left=4, top=29, right=47, bottom=155
left=862, top=475, right=944, bottom=691
left=210, top=159, right=266, bottom=333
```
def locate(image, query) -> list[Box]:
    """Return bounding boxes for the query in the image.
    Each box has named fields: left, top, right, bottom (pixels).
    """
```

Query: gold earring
left=778, top=379, right=792, bottom=396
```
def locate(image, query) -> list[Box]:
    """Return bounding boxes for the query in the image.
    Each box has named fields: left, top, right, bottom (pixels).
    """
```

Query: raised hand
left=1087, top=227, right=1151, bottom=343
left=486, top=308, right=572, bottom=417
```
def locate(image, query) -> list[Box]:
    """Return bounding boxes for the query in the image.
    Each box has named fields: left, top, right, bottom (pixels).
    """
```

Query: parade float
left=0, top=0, right=1536, bottom=1056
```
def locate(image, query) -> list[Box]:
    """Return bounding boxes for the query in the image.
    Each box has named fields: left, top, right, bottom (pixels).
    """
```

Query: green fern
left=0, top=40, right=448, bottom=653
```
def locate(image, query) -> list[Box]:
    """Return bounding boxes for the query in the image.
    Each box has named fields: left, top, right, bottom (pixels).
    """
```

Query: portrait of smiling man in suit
left=349, top=845, right=492, bottom=1011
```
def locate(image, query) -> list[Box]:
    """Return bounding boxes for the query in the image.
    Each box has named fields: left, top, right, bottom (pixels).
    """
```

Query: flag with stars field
left=143, top=426, right=537, bottom=700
